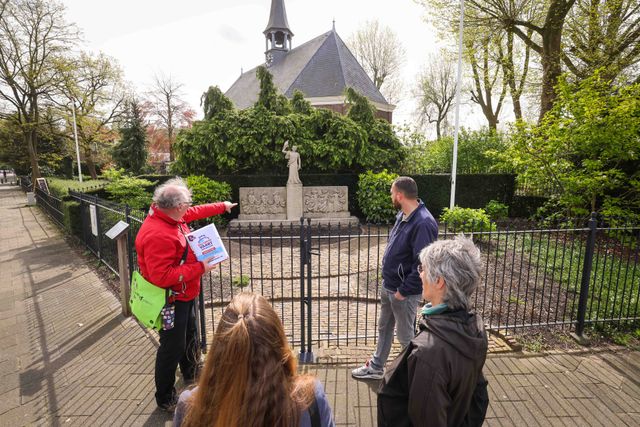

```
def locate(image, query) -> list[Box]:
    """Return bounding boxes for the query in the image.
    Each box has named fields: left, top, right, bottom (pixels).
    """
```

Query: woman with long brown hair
left=173, top=292, right=334, bottom=427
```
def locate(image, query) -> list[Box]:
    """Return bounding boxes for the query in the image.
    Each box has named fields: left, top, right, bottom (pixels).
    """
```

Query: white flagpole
left=450, top=0, right=465, bottom=209
left=72, top=102, right=83, bottom=182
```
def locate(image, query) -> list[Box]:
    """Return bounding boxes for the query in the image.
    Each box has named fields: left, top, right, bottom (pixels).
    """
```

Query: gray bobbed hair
left=152, top=177, right=192, bottom=209
left=419, top=235, right=482, bottom=310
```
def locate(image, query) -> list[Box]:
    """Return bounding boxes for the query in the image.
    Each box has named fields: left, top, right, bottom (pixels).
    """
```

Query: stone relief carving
left=239, top=188, right=286, bottom=215
left=303, top=188, right=347, bottom=213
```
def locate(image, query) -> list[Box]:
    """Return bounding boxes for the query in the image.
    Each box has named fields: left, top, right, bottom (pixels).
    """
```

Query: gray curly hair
left=152, top=177, right=192, bottom=209
left=419, top=235, right=482, bottom=310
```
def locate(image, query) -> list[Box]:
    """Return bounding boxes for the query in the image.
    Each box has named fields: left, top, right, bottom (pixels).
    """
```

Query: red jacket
left=135, top=202, right=226, bottom=301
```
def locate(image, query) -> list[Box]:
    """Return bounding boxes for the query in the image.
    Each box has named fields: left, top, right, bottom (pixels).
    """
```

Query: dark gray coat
left=377, top=310, right=489, bottom=427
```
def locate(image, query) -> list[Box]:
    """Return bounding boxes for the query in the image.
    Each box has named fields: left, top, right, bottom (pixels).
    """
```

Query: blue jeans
left=370, top=288, right=422, bottom=370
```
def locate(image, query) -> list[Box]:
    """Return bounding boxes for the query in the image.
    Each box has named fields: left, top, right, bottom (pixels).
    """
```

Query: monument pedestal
left=286, top=183, right=303, bottom=220
left=230, top=184, right=359, bottom=229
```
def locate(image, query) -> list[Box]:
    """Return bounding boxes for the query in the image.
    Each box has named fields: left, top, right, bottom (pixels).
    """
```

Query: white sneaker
left=351, top=360, right=384, bottom=380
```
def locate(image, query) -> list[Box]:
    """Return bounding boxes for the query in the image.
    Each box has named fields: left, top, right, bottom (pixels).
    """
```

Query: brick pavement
left=1, top=184, right=639, bottom=426
left=0, top=184, right=171, bottom=426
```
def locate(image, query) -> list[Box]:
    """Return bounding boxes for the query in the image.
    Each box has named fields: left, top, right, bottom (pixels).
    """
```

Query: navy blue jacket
left=382, top=201, right=438, bottom=296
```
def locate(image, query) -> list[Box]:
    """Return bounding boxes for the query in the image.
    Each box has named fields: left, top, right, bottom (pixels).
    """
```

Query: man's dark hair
left=392, top=176, right=418, bottom=199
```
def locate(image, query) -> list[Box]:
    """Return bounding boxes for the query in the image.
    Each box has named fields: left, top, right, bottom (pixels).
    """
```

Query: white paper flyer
left=186, top=223, right=229, bottom=265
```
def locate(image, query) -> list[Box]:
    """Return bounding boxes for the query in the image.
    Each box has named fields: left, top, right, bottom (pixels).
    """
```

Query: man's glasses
left=180, top=200, right=193, bottom=207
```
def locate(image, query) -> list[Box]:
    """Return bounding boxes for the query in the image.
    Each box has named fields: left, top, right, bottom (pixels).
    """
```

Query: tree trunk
left=435, top=120, right=442, bottom=140
left=539, top=27, right=563, bottom=120
left=485, top=109, right=498, bottom=131
left=167, top=94, right=175, bottom=162
left=84, top=147, right=98, bottom=179
left=25, top=129, right=41, bottom=180
left=504, top=33, right=523, bottom=120
left=538, top=0, right=575, bottom=121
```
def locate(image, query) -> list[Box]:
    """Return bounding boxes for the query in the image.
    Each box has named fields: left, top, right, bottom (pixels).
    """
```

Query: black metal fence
left=18, top=175, right=32, bottom=192
left=34, top=187, right=65, bottom=228
left=31, top=187, right=640, bottom=359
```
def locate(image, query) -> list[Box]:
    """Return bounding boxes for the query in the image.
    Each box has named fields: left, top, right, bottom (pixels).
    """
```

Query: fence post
left=305, top=218, right=314, bottom=362
left=125, top=205, right=134, bottom=280
left=81, top=192, right=90, bottom=251
left=95, top=195, right=102, bottom=262
left=116, top=234, right=131, bottom=316
left=571, top=212, right=597, bottom=345
left=299, top=217, right=307, bottom=362
left=198, top=282, right=207, bottom=354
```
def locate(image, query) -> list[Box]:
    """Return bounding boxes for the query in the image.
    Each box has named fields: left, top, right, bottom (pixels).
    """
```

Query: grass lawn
left=486, top=229, right=639, bottom=326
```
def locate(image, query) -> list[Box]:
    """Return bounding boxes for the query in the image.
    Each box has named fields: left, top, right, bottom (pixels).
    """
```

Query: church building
left=225, top=0, right=395, bottom=122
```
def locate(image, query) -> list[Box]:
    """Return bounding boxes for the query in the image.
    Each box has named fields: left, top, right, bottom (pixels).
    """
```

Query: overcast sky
left=61, top=0, right=487, bottom=130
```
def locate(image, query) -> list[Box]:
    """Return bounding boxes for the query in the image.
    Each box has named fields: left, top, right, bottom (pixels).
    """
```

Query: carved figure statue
left=282, top=140, right=302, bottom=185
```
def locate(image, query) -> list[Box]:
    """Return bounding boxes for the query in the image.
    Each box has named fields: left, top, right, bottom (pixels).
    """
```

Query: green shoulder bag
left=130, top=240, right=189, bottom=330
left=130, top=271, right=168, bottom=330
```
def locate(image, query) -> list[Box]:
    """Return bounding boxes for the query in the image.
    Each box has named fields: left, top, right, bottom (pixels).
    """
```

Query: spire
left=264, top=0, right=293, bottom=36
left=264, top=0, right=294, bottom=66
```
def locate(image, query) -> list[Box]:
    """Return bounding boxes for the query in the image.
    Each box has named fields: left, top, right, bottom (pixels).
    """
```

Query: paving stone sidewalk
left=1, top=184, right=639, bottom=426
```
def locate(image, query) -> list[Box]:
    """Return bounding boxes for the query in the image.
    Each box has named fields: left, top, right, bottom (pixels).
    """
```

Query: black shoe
left=157, top=394, right=179, bottom=413
left=158, top=400, right=177, bottom=413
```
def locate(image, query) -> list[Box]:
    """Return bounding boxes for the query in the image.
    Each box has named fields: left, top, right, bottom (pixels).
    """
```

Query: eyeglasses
left=417, top=264, right=424, bottom=274
left=180, top=200, right=193, bottom=207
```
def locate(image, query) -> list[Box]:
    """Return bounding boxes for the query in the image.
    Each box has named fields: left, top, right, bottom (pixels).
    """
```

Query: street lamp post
left=71, top=101, right=82, bottom=182
left=450, top=0, right=465, bottom=209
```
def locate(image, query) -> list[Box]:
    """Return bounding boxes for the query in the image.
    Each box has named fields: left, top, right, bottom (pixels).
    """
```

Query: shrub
left=357, top=170, right=398, bottom=224
left=104, top=177, right=155, bottom=210
left=185, top=175, right=232, bottom=226
left=440, top=207, right=495, bottom=233
left=232, top=275, right=250, bottom=288
left=100, top=167, right=126, bottom=181
left=62, top=200, right=82, bottom=238
left=485, top=200, right=509, bottom=220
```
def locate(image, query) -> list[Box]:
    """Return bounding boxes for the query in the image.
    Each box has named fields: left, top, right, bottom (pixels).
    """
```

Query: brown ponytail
left=181, top=293, right=316, bottom=427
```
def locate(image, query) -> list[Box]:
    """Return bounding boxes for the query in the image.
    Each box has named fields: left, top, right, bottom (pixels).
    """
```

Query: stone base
left=26, top=192, right=36, bottom=206
left=229, top=216, right=360, bottom=229
left=286, top=183, right=303, bottom=220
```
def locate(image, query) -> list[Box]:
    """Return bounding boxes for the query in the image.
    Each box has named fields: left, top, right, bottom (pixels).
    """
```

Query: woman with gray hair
left=378, top=236, right=489, bottom=427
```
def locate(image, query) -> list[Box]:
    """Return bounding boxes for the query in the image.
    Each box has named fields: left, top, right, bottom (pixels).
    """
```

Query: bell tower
left=263, top=0, right=293, bottom=67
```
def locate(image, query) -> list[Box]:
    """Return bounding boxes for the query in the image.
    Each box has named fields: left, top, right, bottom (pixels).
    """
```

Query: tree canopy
left=500, top=72, right=640, bottom=222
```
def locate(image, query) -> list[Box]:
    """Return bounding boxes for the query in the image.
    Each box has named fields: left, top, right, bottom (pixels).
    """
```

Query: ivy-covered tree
left=173, top=70, right=405, bottom=175
left=201, top=85, right=233, bottom=120
left=255, top=66, right=291, bottom=115
left=291, top=90, right=312, bottom=114
left=112, top=100, right=148, bottom=175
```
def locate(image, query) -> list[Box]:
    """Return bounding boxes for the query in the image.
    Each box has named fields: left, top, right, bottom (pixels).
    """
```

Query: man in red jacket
left=135, top=177, right=236, bottom=411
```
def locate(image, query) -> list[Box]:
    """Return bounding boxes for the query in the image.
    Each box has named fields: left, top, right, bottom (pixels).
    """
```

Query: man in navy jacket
left=352, top=177, right=438, bottom=380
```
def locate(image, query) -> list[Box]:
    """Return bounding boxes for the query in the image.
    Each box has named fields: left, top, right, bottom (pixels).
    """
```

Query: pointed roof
left=225, top=30, right=389, bottom=110
left=264, top=0, right=293, bottom=35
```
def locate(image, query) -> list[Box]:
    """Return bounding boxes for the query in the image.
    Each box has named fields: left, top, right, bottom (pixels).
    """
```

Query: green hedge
left=62, top=200, right=83, bottom=238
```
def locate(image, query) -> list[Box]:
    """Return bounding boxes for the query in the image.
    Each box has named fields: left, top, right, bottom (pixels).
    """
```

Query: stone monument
left=229, top=141, right=359, bottom=227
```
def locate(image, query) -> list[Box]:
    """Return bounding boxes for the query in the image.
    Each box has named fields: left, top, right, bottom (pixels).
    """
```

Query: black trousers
left=155, top=299, right=199, bottom=405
